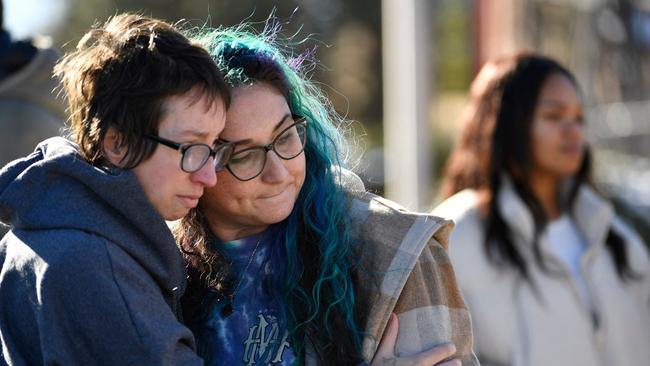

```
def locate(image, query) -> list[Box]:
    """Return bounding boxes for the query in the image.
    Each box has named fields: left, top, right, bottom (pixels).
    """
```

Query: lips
left=260, top=187, right=290, bottom=199
left=560, top=143, right=583, bottom=154
left=178, top=194, right=202, bottom=208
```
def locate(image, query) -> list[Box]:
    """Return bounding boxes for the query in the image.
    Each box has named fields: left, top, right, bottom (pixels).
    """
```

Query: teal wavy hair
left=183, top=23, right=365, bottom=364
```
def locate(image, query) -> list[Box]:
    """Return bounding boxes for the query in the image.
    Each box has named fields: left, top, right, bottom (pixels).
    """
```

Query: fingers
left=436, top=358, right=462, bottom=366
left=411, top=343, right=456, bottom=365
left=374, top=313, right=399, bottom=360
left=371, top=313, right=460, bottom=366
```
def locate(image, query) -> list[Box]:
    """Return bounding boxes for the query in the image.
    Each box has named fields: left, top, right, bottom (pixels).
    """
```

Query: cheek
left=134, top=156, right=172, bottom=196
left=131, top=155, right=187, bottom=220
left=202, top=173, right=251, bottom=211
left=531, top=121, right=549, bottom=145
left=292, top=155, right=307, bottom=190
left=531, top=122, right=558, bottom=160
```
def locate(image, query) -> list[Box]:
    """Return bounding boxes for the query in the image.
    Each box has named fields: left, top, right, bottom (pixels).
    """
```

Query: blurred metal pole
left=381, top=0, right=432, bottom=211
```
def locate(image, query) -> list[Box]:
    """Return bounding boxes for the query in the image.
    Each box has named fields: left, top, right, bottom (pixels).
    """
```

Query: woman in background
left=434, top=53, right=650, bottom=366
left=174, top=24, right=479, bottom=366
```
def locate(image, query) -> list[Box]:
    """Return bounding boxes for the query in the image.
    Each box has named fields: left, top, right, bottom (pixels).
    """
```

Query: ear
left=103, top=126, right=127, bottom=167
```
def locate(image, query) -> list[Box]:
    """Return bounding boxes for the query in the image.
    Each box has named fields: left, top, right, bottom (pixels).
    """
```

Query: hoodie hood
left=0, top=136, right=186, bottom=295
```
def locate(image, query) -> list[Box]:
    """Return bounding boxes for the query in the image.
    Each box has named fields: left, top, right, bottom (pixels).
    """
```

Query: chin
left=163, top=207, right=190, bottom=221
left=554, top=167, right=581, bottom=179
left=268, top=209, right=294, bottom=224
left=564, top=161, right=583, bottom=174
left=263, top=203, right=297, bottom=225
left=163, top=213, right=183, bottom=221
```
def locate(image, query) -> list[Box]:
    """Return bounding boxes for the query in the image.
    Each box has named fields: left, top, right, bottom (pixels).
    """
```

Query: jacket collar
left=572, top=186, right=614, bottom=248
left=497, top=174, right=613, bottom=250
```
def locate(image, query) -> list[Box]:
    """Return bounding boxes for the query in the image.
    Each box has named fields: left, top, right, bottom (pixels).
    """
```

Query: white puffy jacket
left=433, top=178, right=650, bottom=366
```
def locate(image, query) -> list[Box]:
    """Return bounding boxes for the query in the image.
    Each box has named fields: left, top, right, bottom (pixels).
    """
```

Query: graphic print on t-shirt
left=243, top=312, right=291, bottom=365
left=197, top=231, right=296, bottom=366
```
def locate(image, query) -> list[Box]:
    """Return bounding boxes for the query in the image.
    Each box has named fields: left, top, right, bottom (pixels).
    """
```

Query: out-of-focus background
left=3, top=0, right=649, bottom=241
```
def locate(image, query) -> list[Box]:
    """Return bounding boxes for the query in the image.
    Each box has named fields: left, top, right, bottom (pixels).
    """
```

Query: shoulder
left=432, top=191, right=493, bottom=286
left=432, top=190, right=484, bottom=249
left=336, top=167, right=366, bottom=193
left=346, top=189, right=453, bottom=252
left=432, top=189, right=481, bottom=222
left=338, top=169, right=455, bottom=258
left=5, top=229, right=118, bottom=285
left=0, top=229, right=133, bottom=321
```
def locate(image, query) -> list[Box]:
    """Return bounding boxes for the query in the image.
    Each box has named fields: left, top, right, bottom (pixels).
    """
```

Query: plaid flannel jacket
left=344, top=182, right=479, bottom=365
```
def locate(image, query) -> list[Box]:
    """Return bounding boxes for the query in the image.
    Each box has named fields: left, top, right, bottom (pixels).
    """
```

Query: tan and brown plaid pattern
left=347, top=190, right=479, bottom=365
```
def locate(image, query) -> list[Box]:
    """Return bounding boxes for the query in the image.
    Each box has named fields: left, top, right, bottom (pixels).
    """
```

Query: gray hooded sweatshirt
left=0, top=137, right=203, bottom=365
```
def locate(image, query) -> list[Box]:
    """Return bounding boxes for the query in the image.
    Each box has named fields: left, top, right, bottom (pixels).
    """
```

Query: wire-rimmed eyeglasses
left=224, top=117, right=307, bottom=181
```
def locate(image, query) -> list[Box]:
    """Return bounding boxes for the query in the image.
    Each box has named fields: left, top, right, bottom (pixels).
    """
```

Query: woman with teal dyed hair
left=174, top=24, right=478, bottom=366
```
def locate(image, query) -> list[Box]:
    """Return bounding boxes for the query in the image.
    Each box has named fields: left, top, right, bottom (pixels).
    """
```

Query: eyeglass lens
left=181, top=145, right=212, bottom=172
left=181, top=144, right=234, bottom=173
left=227, top=121, right=306, bottom=181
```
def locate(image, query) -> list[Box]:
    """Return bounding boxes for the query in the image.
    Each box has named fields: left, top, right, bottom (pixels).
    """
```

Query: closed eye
left=229, top=150, right=258, bottom=165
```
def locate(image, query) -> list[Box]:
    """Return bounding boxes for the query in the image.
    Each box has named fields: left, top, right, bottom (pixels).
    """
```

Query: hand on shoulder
left=371, top=313, right=461, bottom=366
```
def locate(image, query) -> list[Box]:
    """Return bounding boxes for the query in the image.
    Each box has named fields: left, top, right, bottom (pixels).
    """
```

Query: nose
left=190, top=157, right=218, bottom=187
left=563, top=118, right=584, bottom=139
left=260, top=150, right=289, bottom=183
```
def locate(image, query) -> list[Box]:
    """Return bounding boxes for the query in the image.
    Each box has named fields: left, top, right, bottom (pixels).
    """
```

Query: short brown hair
left=55, top=13, right=230, bottom=168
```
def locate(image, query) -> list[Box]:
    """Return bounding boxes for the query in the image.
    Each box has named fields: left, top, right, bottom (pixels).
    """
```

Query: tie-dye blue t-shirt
left=196, top=230, right=296, bottom=366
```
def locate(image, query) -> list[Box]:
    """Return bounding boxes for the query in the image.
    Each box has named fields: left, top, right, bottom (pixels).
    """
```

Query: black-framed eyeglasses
left=224, top=117, right=307, bottom=181
left=144, top=134, right=235, bottom=173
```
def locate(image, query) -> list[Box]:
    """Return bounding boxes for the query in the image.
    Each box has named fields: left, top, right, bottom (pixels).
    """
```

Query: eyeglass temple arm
left=144, top=134, right=182, bottom=150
